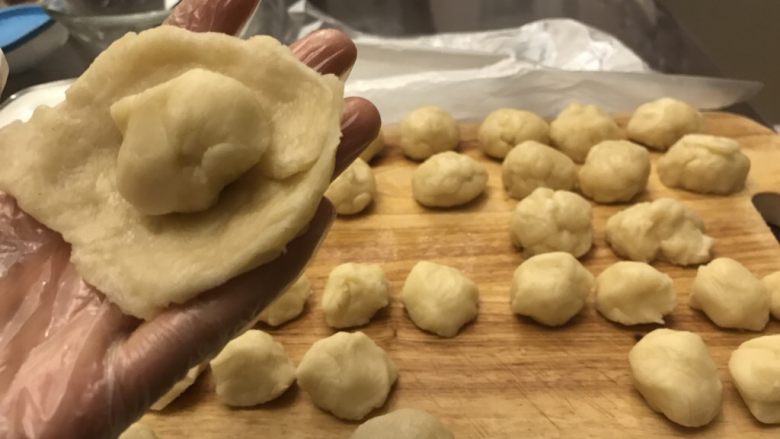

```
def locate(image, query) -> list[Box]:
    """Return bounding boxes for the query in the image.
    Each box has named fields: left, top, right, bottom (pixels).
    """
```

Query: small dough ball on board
left=258, top=274, right=311, bottom=327
left=119, top=423, right=157, bottom=439
left=401, top=261, right=479, bottom=337
left=595, top=261, right=676, bottom=325
left=399, top=106, right=459, bottom=160
left=322, top=263, right=389, bottom=328
left=360, top=130, right=385, bottom=162
left=509, top=188, right=593, bottom=258
left=412, top=152, right=488, bottom=208
left=509, top=252, right=593, bottom=326
left=501, top=140, right=576, bottom=200
left=209, top=330, right=296, bottom=407
left=578, top=140, right=650, bottom=203
left=325, top=158, right=376, bottom=215
left=549, top=102, right=623, bottom=163
left=763, top=271, right=780, bottom=320
left=729, top=335, right=780, bottom=424
left=657, top=134, right=750, bottom=195
left=478, top=108, right=549, bottom=159
left=689, top=258, right=769, bottom=331
left=627, top=97, right=703, bottom=150
left=296, top=331, right=397, bottom=420
left=605, top=198, right=714, bottom=266
left=351, top=408, right=454, bottom=439
left=629, top=329, right=722, bottom=427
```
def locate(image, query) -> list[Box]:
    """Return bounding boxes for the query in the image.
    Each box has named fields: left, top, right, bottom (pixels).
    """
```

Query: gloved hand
left=0, top=0, right=380, bottom=437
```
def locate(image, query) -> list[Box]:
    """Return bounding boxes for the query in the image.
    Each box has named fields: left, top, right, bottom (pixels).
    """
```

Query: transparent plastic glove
left=0, top=1, right=381, bottom=437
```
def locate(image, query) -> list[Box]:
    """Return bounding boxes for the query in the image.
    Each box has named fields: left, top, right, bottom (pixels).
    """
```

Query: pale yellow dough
left=690, top=258, right=769, bottom=331
left=605, top=198, right=713, bottom=265
left=209, top=330, right=296, bottom=407
left=509, top=188, right=593, bottom=258
left=325, top=158, right=376, bottom=215
left=501, top=140, right=577, bottom=200
left=360, top=130, right=385, bottom=162
left=657, top=134, right=750, bottom=195
left=478, top=108, right=549, bottom=159
left=351, top=408, right=454, bottom=439
left=258, top=274, right=312, bottom=327
left=399, top=106, right=459, bottom=160
left=412, top=151, right=488, bottom=208
left=578, top=140, right=650, bottom=203
left=627, top=97, right=703, bottom=150
left=729, top=335, right=780, bottom=424
left=595, top=261, right=676, bottom=325
left=0, top=27, right=344, bottom=319
left=322, top=263, right=389, bottom=328
left=763, top=271, right=780, bottom=320
left=629, top=329, right=722, bottom=427
left=509, top=252, right=593, bottom=326
left=549, top=102, right=623, bottom=163
left=296, top=331, right=397, bottom=421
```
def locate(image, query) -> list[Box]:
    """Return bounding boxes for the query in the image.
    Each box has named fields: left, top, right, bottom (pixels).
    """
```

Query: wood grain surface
left=142, top=112, right=780, bottom=438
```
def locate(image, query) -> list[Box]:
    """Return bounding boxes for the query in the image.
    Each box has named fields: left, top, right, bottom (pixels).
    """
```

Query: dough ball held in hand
left=690, top=258, right=769, bottom=331
left=763, top=271, right=780, bottom=320
left=549, top=102, right=623, bottom=163
left=360, top=130, right=385, bottom=162
left=322, top=263, right=389, bottom=329
left=351, top=408, right=454, bottom=439
left=296, top=331, right=397, bottom=420
left=258, top=274, right=312, bottom=326
left=325, top=158, right=376, bottom=215
left=595, top=261, right=676, bottom=325
left=401, top=261, right=479, bottom=337
left=478, top=108, right=549, bottom=159
left=119, top=423, right=157, bottom=439
left=501, top=140, right=577, bottom=200
left=412, top=152, right=488, bottom=208
left=657, top=134, right=750, bottom=195
left=627, top=97, right=703, bottom=150
left=729, top=335, right=780, bottom=424
left=605, top=198, right=714, bottom=265
left=578, top=140, right=650, bottom=204
left=629, top=329, right=722, bottom=427
left=510, top=252, right=593, bottom=326
left=510, top=188, right=593, bottom=258
left=399, top=106, right=460, bottom=160
left=209, top=330, right=295, bottom=407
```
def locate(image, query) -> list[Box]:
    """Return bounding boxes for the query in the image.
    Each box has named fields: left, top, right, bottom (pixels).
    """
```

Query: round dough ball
left=509, top=187, right=593, bottom=258
left=657, top=134, right=750, bottom=195
left=119, top=423, right=157, bottom=439
left=322, top=263, right=389, bottom=328
left=549, top=102, right=623, bottom=163
left=729, top=335, right=780, bottom=424
left=399, top=106, right=459, bottom=160
left=296, top=331, right=397, bottom=420
left=762, top=271, right=780, bottom=320
left=595, top=261, right=676, bottom=325
left=258, top=274, right=311, bottom=326
left=325, top=158, right=376, bottom=215
left=605, top=198, right=714, bottom=266
left=351, top=408, right=454, bottom=439
left=627, top=97, right=703, bottom=150
left=629, top=329, right=722, bottom=427
left=689, top=257, right=769, bottom=331
left=209, top=330, right=296, bottom=407
left=401, top=261, right=479, bottom=337
left=501, top=140, right=576, bottom=200
left=477, top=108, right=549, bottom=159
left=509, top=252, right=593, bottom=326
left=578, top=140, right=650, bottom=203
left=360, top=130, right=385, bottom=162
left=412, top=152, right=488, bottom=208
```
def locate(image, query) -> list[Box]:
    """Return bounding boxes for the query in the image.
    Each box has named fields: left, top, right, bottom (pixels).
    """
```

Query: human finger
left=164, top=0, right=259, bottom=35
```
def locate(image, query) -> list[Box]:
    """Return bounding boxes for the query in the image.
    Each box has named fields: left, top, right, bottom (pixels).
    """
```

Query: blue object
left=0, top=5, right=56, bottom=53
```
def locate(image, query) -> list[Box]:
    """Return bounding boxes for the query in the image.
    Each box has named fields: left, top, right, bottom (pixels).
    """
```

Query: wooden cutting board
left=142, top=112, right=780, bottom=438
